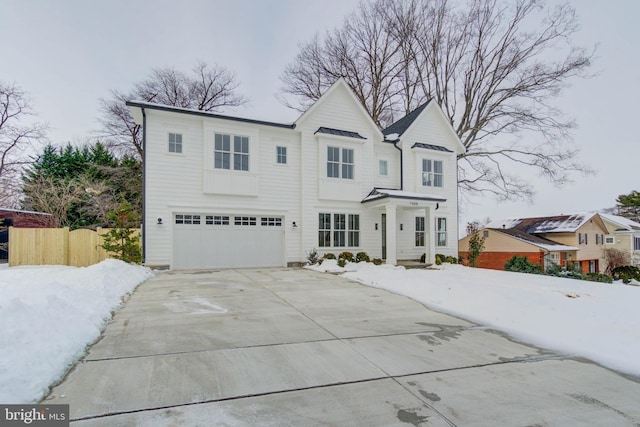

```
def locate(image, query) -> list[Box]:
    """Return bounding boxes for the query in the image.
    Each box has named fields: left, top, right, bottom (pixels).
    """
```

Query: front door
left=381, top=213, right=386, bottom=260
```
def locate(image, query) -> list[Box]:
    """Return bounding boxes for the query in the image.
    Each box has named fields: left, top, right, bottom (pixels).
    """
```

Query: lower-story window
left=436, top=217, right=447, bottom=247
left=415, top=217, right=425, bottom=247
left=318, top=213, right=360, bottom=248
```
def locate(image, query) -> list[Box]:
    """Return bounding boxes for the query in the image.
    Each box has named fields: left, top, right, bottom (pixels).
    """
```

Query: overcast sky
left=3, top=0, right=639, bottom=231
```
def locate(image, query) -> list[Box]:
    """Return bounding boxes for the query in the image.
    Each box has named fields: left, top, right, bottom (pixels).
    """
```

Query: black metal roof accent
left=314, top=127, right=366, bottom=139
left=382, top=100, right=431, bottom=137
left=411, top=143, right=453, bottom=152
left=126, top=101, right=296, bottom=129
left=361, top=188, right=446, bottom=204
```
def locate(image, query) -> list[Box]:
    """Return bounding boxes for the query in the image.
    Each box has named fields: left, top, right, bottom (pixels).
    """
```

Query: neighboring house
left=127, top=79, right=465, bottom=269
left=600, top=213, right=640, bottom=266
left=0, top=208, right=57, bottom=262
left=459, top=212, right=609, bottom=273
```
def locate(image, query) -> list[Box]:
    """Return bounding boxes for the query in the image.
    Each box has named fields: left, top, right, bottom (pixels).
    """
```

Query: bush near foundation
left=612, top=266, right=640, bottom=284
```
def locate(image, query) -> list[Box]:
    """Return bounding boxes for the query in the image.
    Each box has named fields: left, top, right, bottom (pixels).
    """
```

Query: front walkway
left=45, top=268, right=640, bottom=425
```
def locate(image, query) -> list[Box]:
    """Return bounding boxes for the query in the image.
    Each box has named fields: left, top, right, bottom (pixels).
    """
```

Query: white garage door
left=173, top=214, right=285, bottom=269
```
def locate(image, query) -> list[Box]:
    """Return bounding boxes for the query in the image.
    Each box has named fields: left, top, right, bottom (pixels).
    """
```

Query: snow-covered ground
left=309, top=261, right=640, bottom=378
left=0, top=260, right=153, bottom=403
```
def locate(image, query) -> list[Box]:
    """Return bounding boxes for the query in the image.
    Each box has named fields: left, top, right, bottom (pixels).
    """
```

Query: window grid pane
left=422, top=159, right=432, bottom=186
left=436, top=217, right=447, bottom=247
left=319, top=213, right=331, bottom=247
left=169, top=133, right=182, bottom=153
left=379, top=160, right=388, bottom=176
left=434, top=160, right=443, bottom=187
left=348, top=214, right=360, bottom=247
left=327, top=147, right=340, bottom=178
left=415, top=217, right=425, bottom=247
left=276, top=146, right=287, bottom=164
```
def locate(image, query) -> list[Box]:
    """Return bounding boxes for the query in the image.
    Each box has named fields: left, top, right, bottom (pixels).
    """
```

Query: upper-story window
left=168, top=132, right=182, bottom=153
left=422, top=159, right=443, bottom=187
left=215, top=133, right=249, bottom=171
left=276, top=146, right=287, bottom=164
left=578, top=233, right=588, bottom=245
left=327, top=146, right=354, bottom=180
left=379, top=160, right=388, bottom=176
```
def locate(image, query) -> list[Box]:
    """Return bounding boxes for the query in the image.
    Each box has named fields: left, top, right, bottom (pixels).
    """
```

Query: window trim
left=327, top=146, right=355, bottom=180
left=318, top=212, right=360, bottom=248
left=422, top=159, right=443, bottom=187
left=276, top=146, right=287, bottom=165
left=168, top=132, right=183, bottom=154
left=214, top=132, right=250, bottom=171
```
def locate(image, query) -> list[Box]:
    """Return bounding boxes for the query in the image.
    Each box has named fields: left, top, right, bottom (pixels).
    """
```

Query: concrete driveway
left=45, top=268, right=640, bottom=426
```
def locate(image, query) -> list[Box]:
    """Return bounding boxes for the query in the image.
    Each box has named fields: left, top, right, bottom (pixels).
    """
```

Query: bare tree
left=0, top=82, right=47, bottom=207
left=22, top=175, right=82, bottom=227
left=99, top=61, right=248, bottom=158
left=280, top=0, right=594, bottom=201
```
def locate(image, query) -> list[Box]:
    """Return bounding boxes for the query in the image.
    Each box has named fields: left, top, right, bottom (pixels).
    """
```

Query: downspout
left=392, top=140, right=403, bottom=190
left=141, top=107, right=147, bottom=264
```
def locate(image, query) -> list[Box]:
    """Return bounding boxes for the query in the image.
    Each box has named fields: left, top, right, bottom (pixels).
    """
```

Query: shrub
left=355, top=252, right=370, bottom=263
left=612, top=265, right=640, bottom=284
left=436, top=254, right=458, bottom=265
left=372, top=258, right=383, bottom=265
left=435, top=254, right=443, bottom=265
left=584, top=272, right=613, bottom=284
left=306, top=248, right=319, bottom=265
left=504, top=255, right=542, bottom=274
left=337, top=258, right=346, bottom=267
left=323, top=253, right=336, bottom=260
left=338, top=251, right=354, bottom=262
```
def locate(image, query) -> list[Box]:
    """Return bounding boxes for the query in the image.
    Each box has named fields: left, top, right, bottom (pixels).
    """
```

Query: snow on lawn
left=309, top=261, right=640, bottom=377
left=0, top=259, right=153, bottom=403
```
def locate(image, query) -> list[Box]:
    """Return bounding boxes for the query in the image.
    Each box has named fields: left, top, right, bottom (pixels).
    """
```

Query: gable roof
left=294, top=78, right=384, bottom=140
left=382, top=101, right=431, bottom=137
left=486, top=212, right=603, bottom=234
left=315, top=127, right=366, bottom=140
left=126, top=101, right=295, bottom=129
left=599, top=213, right=640, bottom=231
left=491, top=228, right=579, bottom=252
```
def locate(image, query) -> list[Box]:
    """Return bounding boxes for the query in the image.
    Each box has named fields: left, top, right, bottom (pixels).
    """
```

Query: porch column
left=386, top=204, right=398, bottom=265
left=426, top=207, right=435, bottom=265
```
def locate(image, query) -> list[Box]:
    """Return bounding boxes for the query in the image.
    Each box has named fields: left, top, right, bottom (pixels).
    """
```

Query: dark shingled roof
left=411, top=143, right=453, bottom=152
left=314, top=127, right=366, bottom=139
left=382, top=100, right=432, bottom=137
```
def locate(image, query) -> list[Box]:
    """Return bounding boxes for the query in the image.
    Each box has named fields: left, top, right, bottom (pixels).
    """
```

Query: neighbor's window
left=436, top=217, right=447, bottom=247
left=276, top=146, right=287, bottom=164
left=379, top=159, right=388, bottom=176
left=318, top=213, right=360, bottom=247
left=327, top=146, right=354, bottom=179
left=578, top=233, right=588, bottom=245
left=422, top=159, right=443, bottom=187
left=605, top=236, right=615, bottom=244
left=635, top=237, right=640, bottom=251
left=169, top=132, right=182, bottom=153
left=215, top=133, right=249, bottom=171
left=415, top=217, right=425, bottom=247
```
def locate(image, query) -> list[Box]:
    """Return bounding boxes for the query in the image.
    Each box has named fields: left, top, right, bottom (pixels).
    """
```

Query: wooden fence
left=8, top=227, right=141, bottom=267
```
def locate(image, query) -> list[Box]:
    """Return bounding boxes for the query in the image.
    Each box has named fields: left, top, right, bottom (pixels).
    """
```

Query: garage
left=172, top=213, right=285, bottom=269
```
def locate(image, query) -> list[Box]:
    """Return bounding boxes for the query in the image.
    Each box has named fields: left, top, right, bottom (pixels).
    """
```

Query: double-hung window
left=327, top=146, right=354, bottom=179
left=436, top=217, right=447, bottom=247
left=318, top=213, right=360, bottom=247
left=215, top=133, right=249, bottom=171
left=579, top=233, right=588, bottom=245
left=276, top=146, right=287, bottom=164
left=168, top=132, right=182, bottom=153
left=422, top=159, right=443, bottom=187
left=233, top=136, right=249, bottom=171
left=415, top=217, right=425, bottom=247
left=379, top=160, right=388, bottom=176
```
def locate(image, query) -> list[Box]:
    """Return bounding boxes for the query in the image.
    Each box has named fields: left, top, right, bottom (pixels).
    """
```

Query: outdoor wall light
left=157, top=218, right=163, bottom=225
left=400, top=224, right=403, bottom=231
left=375, top=223, right=378, bottom=230
left=292, top=221, right=298, bottom=228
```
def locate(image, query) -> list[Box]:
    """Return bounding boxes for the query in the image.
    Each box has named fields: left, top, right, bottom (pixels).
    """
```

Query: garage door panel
left=173, top=214, right=284, bottom=269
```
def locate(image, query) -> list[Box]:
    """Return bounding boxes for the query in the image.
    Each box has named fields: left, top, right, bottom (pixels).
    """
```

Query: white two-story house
left=127, top=79, right=465, bottom=269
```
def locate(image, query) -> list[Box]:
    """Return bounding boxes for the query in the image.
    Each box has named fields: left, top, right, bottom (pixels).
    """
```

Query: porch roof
left=361, top=188, right=446, bottom=204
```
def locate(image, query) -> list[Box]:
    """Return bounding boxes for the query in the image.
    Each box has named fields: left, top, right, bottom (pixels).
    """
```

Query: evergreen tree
left=100, top=202, right=142, bottom=264
left=615, top=190, right=640, bottom=223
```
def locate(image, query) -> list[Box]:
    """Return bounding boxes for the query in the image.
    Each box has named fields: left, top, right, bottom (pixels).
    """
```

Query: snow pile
left=0, top=260, right=153, bottom=403
left=313, top=262, right=640, bottom=377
